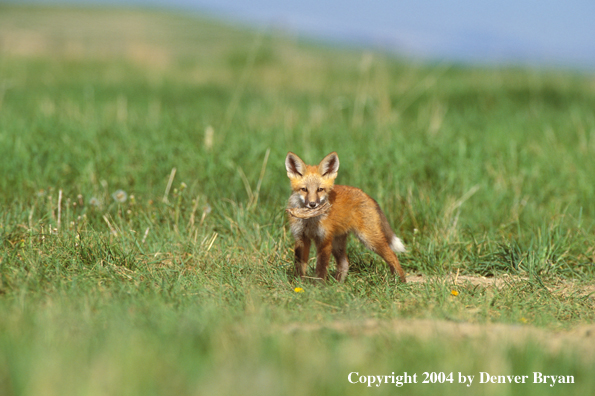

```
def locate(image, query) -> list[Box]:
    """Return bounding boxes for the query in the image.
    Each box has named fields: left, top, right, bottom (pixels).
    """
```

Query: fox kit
left=285, top=151, right=406, bottom=283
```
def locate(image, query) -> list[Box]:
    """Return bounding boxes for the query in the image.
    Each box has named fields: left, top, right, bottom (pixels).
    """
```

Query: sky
left=14, top=0, right=595, bottom=69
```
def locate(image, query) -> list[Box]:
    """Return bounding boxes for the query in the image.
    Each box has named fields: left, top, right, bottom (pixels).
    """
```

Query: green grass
left=1, top=4, right=595, bottom=395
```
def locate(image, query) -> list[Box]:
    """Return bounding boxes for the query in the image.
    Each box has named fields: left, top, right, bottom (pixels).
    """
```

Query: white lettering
left=549, top=376, right=557, bottom=387
left=566, top=375, right=575, bottom=384
left=394, top=375, right=403, bottom=387
left=458, top=372, right=474, bottom=387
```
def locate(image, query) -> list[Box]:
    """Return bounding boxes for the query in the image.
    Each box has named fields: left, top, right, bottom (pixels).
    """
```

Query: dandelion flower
left=89, top=197, right=101, bottom=207
left=294, top=287, right=304, bottom=293
left=112, top=189, right=128, bottom=203
left=450, top=290, right=459, bottom=296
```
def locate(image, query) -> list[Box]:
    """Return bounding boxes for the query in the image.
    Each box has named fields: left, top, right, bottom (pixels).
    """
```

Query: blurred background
left=10, top=0, right=595, bottom=69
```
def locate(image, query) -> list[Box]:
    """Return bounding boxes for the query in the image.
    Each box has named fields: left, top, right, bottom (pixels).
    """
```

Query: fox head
left=285, top=151, right=339, bottom=209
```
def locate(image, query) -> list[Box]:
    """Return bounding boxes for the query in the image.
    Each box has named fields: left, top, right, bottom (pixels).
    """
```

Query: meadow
left=1, top=4, right=595, bottom=395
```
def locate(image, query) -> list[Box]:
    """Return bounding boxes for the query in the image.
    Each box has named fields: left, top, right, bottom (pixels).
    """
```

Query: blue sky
left=16, top=0, right=595, bottom=68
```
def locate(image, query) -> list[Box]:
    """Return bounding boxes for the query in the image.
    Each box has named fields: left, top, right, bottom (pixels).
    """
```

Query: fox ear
left=285, top=152, right=306, bottom=178
left=318, top=152, right=339, bottom=179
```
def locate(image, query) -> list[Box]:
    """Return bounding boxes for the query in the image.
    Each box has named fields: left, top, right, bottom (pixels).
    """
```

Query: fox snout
left=303, top=187, right=325, bottom=208
left=299, top=190, right=321, bottom=208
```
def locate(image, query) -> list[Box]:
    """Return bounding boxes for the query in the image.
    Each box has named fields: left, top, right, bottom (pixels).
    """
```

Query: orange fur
left=285, top=152, right=406, bottom=283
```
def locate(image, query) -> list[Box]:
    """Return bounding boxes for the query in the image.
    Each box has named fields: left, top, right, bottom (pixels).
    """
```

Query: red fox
left=285, top=151, right=406, bottom=283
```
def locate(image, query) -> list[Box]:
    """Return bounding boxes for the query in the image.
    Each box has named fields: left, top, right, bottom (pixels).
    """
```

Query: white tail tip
left=391, top=237, right=406, bottom=253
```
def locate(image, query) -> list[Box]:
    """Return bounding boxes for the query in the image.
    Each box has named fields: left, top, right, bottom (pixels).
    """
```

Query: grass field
left=1, top=4, right=595, bottom=395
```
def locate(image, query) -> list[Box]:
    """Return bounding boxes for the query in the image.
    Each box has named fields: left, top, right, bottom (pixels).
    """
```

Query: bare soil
left=407, top=272, right=595, bottom=298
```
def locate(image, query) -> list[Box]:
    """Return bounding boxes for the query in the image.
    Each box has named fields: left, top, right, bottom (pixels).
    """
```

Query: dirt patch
left=406, top=272, right=595, bottom=298
left=406, top=273, right=519, bottom=288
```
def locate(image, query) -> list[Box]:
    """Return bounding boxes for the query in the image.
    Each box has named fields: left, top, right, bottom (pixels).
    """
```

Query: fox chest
left=289, top=217, right=327, bottom=241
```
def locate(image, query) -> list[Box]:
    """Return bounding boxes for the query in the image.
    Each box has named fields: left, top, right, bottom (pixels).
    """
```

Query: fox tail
left=390, top=236, right=406, bottom=253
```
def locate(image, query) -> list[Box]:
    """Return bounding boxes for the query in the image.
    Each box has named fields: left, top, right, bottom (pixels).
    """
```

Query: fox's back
left=322, top=185, right=385, bottom=235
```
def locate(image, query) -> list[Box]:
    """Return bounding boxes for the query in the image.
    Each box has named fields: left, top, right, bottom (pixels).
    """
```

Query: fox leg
left=375, top=244, right=407, bottom=283
left=357, top=230, right=407, bottom=283
left=314, top=239, right=333, bottom=281
left=294, top=238, right=311, bottom=278
left=332, top=235, right=349, bottom=282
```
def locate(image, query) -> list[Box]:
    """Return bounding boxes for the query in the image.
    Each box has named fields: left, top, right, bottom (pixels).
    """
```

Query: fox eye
left=301, top=188, right=307, bottom=192
left=317, top=188, right=324, bottom=192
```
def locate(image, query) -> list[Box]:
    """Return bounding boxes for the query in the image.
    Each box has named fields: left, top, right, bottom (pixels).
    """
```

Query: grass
left=1, top=4, right=595, bottom=395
